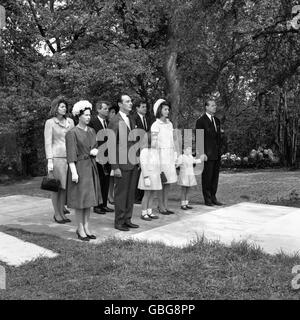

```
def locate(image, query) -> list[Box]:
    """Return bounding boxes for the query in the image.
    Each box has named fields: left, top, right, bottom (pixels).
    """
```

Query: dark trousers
left=114, top=166, right=139, bottom=227
left=202, top=160, right=220, bottom=204
left=96, top=163, right=110, bottom=208
left=135, top=168, right=144, bottom=201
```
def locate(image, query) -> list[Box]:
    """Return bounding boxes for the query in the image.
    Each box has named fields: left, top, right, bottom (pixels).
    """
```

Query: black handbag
left=160, top=171, right=168, bottom=184
left=41, top=172, right=61, bottom=192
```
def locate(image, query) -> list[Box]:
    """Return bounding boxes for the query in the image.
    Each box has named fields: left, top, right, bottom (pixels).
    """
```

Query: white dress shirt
left=97, top=115, right=107, bottom=129
left=138, top=112, right=147, bottom=130
left=206, top=112, right=217, bottom=132
left=119, top=110, right=131, bottom=130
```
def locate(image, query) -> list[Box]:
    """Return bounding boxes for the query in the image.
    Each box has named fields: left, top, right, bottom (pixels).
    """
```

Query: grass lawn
left=1, top=172, right=300, bottom=299
left=0, top=224, right=300, bottom=300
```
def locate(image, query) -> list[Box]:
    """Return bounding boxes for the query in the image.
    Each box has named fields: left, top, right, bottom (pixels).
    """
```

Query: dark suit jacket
left=89, top=116, right=110, bottom=169
left=107, top=112, right=138, bottom=171
left=132, top=112, right=152, bottom=132
left=195, top=113, right=221, bottom=161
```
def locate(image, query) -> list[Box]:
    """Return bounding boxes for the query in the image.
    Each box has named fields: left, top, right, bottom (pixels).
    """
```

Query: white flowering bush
left=221, top=147, right=280, bottom=169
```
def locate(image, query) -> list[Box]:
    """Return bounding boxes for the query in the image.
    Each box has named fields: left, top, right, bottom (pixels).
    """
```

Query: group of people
left=44, top=94, right=223, bottom=241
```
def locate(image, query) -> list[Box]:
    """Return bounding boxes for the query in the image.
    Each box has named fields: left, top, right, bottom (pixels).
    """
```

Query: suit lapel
left=116, top=112, right=131, bottom=131
left=96, top=116, right=104, bottom=131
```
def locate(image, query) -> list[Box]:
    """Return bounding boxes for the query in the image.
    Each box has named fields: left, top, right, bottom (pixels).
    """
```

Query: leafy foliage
left=0, top=0, right=300, bottom=175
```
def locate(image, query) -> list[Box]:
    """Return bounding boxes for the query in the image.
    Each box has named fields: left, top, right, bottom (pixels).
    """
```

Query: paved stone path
left=1, top=195, right=300, bottom=258
left=0, top=195, right=215, bottom=242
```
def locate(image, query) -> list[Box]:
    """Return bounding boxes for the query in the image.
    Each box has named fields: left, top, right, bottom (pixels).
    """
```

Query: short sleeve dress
left=65, top=126, right=102, bottom=209
left=151, top=119, right=177, bottom=184
left=176, top=154, right=201, bottom=187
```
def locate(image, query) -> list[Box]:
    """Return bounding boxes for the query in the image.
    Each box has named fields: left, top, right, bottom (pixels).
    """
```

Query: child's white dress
left=176, top=154, right=201, bottom=187
left=138, top=148, right=162, bottom=190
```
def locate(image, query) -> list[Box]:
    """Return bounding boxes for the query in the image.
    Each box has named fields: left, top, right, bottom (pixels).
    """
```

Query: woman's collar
left=54, top=117, right=70, bottom=128
left=157, top=118, right=170, bottom=124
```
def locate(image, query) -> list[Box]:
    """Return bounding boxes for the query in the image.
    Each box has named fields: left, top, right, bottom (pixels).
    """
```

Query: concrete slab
left=0, top=195, right=215, bottom=243
left=130, top=202, right=300, bottom=256
left=0, top=232, right=58, bottom=267
left=1, top=196, right=300, bottom=256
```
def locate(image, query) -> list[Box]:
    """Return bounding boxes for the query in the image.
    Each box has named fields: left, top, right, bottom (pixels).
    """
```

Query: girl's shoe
left=76, top=230, right=90, bottom=241
left=148, top=212, right=159, bottom=219
left=141, top=214, right=152, bottom=221
left=186, top=205, right=193, bottom=209
left=181, top=205, right=188, bottom=210
left=157, top=207, right=169, bottom=215
left=54, top=216, right=66, bottom=224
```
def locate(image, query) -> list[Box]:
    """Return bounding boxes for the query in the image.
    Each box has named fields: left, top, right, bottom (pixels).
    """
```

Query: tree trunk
left=0, top=46, right=5, bottom=86
left=165, top=26, right=180, bottom=128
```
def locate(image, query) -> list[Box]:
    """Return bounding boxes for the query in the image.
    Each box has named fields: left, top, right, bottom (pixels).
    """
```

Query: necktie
left=211, top=116, right=217, bottom=132
left=126, top=115, right=131, bottom=130
left=103, top=120, right=107, bottom=129
left=142, top=116, right=147, bottom=131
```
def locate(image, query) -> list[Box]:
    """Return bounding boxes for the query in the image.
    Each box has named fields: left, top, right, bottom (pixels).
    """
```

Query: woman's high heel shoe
left=76, top=230, right=90, bottom=241
left=86, top=233, right=97, bottom=240
left=54, top=216, right=66, bottom=224
left=157, top=207, right=169, bottom=215
left=63, top=218, right=72, bottom=223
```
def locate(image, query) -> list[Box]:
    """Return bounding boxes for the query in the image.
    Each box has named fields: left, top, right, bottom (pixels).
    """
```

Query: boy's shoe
left=148, top=212, right=159, bottom=219
left=186, top=205, right=193, bottom=209
left=181, top=205, right=188, bottom=210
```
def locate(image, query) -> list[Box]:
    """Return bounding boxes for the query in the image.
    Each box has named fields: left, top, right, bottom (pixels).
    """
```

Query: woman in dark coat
left=66, top=100, right=102, bottom=241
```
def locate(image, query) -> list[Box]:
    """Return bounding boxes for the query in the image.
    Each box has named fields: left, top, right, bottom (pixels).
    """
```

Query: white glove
left=72, top=172, right=79, bottom=183
left=144, top=177, right=151, bottom=187
left=90, top=148, right=98, bottom=157
left=200, top=154, right=208, bottom=162
left=47, top=159, right=54, bottom=172
left=114, top=168, right=122, bottom=178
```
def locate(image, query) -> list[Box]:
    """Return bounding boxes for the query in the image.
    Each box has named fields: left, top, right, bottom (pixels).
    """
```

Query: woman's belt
left=77, top=154, right=94, bottom=161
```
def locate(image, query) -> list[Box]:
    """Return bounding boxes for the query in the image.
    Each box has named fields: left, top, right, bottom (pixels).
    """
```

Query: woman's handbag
left=41, top=172, right=61, bottom=192
left=160, top=171, right=168, bottom=184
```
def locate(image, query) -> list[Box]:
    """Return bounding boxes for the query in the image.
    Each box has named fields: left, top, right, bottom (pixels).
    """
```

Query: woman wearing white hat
left=65, top=100, right=102, bottom=241
left=151, top=99, right=177, bottom=215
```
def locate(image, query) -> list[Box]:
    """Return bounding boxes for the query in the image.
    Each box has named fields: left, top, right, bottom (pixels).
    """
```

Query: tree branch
left=27, top=0, right=56, bottom=54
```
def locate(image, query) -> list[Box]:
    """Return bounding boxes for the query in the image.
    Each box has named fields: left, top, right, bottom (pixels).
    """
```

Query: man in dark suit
left=132, top=98, right=152, bottom=204
left=89, top=101, right=114, bottom=214
left=195, top=99, right=223, bottom=206
left=107, top=94, right=139, bottom=231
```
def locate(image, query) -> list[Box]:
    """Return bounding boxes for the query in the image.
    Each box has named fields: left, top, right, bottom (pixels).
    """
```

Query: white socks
left=142, top=209, right=153, bottom=216
left=181, top=200, right=189, bottom=206
left=142, top=210, right=148, bottom=216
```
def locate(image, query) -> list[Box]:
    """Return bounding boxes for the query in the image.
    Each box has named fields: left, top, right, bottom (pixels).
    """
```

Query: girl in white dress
left=138, top=132, right=161, bottom=220
left=176, top=146, right=207, bottom=210
left=151, top=99, right=177, bottom=215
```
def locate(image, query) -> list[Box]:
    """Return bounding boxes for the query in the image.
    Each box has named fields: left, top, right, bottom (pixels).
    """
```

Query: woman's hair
left=155, top=101, right=171, bottom=119
left=109, top=104, right=119, bottom=113
left=49, top=96, right=68, bottom=118
left=141, top=132, right=152, bottom=149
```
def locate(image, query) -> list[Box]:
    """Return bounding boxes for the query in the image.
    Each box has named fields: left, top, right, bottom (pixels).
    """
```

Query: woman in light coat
left=44, top=96, right=74, bottom=223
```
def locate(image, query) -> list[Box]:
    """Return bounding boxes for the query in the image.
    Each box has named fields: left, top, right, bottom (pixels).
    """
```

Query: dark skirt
left=66, top=156, right=102, bottom=209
